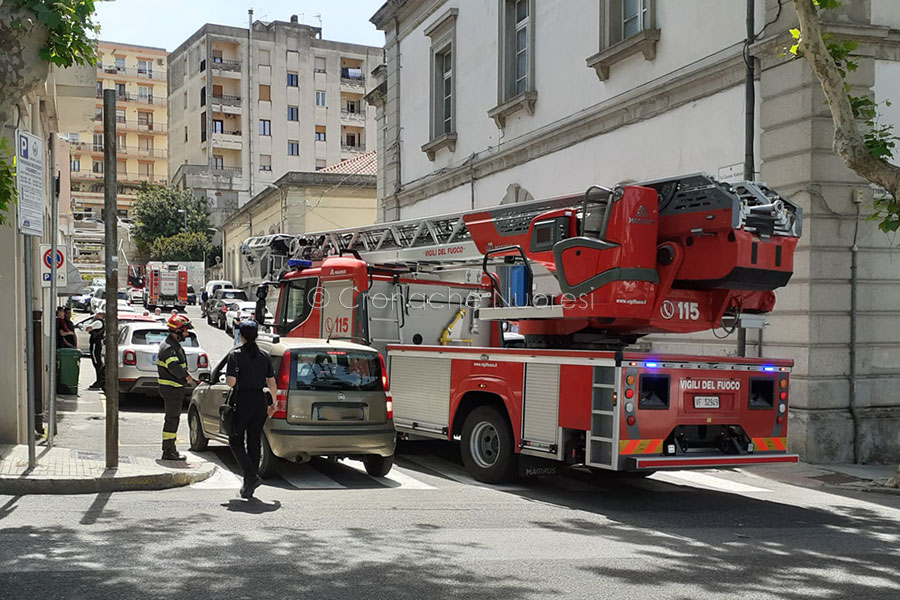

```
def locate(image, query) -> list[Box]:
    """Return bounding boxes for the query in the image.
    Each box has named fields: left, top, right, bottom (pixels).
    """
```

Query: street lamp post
left=177, top=208, right=187, bottom=232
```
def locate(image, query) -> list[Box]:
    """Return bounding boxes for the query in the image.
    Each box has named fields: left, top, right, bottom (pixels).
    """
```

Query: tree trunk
left=0, top=3, right=51, bottom=127
left=792, top=0, right=900, bottom=202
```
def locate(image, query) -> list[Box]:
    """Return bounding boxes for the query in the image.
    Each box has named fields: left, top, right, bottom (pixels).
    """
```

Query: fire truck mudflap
left=388, top=346, right=797, bottom=481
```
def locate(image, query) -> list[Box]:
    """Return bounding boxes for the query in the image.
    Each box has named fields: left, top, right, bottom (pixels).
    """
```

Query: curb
left=840, top=481, right=900, bottom=497
left=0, top=463, right=217, bottom=495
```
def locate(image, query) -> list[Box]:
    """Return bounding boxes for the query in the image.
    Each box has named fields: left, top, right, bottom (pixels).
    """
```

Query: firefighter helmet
left=166, top=314, right=193, bottom=331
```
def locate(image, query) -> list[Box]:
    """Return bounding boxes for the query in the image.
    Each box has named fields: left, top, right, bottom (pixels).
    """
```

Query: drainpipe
left=248, top=10, right=254, bottom=199
left=849, top=199, right=861, bottom=463
left=392, top=16, right=402, bottom=221
left=737, top=0, right=756, bottom=358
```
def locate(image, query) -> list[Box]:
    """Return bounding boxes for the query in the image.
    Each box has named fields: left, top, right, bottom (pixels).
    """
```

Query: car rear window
left=291, top=350, right=383, bottom=392
left=132, top=330, right=199, bottom=347
left=220, top=290, right=247, bottom=300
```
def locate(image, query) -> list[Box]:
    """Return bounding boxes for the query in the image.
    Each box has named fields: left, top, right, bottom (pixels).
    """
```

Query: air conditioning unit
left=157, top=58, right=164, bottom=66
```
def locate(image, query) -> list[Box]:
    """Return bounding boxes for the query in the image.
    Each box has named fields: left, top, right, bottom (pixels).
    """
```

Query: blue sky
left=94, top=0, right=386, bottom=51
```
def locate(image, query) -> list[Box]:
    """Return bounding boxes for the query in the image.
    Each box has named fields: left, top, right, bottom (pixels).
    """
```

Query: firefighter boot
left=161, top=438, right=186, bottom=461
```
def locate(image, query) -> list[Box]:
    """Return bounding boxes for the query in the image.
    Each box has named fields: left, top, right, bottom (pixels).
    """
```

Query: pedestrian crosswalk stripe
left=338, top=459, right=436, bottom=490
left=277, top=462, right=345, bottom=489
left=652, top=470, right=772, bottom=494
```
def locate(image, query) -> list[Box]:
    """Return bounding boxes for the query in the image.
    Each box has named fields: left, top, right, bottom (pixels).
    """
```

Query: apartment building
left=167, top=15, right=381, bottom=236
left=369, top=0, right=900, bottom=464
left=68, top=41, right=169, bottom=221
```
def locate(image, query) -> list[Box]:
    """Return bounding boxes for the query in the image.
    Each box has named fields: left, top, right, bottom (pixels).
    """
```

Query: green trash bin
left=57, top=348, right=82, bottom=394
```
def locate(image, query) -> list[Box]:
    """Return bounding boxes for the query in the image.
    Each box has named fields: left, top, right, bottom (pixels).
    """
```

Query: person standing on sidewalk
left=56, top=307, right=76, bottom=349
left=157, top=314, right=196, bottom=461
left=86, top=311, right=105, bottom=390
left=226, top=320, right=276, bottom=499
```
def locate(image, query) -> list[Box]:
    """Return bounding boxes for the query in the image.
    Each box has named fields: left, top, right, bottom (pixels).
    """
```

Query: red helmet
left=167, top=314, right=193, bottom=331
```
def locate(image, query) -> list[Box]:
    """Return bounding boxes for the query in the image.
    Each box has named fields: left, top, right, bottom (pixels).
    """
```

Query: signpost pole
left=103, top=89, right=119, bottom=469
left=16, top=129, right=44, bottom=471
left=48, top=134, right=59, bottom=447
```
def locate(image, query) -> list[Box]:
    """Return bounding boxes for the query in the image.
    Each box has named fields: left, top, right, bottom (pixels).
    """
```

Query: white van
left=201, top=280, right=233, bottom=316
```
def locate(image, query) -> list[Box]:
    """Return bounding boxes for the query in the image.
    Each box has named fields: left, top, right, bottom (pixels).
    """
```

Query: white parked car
left=128, top=287, right=143, bottom=304
left=99, top=298, right=135, bottom=314
left=224, top=301, right=274, bottom=334
left=117, top=322, right=210, bottom=396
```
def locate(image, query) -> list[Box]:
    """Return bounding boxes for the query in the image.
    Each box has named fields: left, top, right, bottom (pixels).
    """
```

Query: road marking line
left=278, top=463, right=345, bottom=489
left=338, top=459, right=436, bottom=490
left=401, top=454, right=529, bottom=491
left=652, top=470, right=772, bottom=494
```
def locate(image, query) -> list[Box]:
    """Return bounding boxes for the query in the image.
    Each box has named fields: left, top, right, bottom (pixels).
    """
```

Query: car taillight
left=221, top=305, right=227, bottom=312
left=123, top=350, right=136, bottom=366
left=198, top=353, right=208, bottom=369
left=272, top=349, right=291, bottom=419
left=378, top=353, right=392, bottom=420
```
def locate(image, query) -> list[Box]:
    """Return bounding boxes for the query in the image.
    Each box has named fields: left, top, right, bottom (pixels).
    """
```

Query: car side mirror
left=198, top=372, right=210, bottom=383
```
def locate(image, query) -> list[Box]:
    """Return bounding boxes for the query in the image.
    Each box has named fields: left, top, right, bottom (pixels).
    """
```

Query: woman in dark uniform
left=226, top=320, right=276, bottom=499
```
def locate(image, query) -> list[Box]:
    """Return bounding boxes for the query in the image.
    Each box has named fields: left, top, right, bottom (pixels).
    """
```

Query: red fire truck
left=243, top=174, right=802, bottom=482
left=144, top=261, right=188, bottom=311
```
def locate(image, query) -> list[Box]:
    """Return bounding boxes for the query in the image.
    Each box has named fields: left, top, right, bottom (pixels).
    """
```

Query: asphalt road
left=6, top=305, right=900, bottom=599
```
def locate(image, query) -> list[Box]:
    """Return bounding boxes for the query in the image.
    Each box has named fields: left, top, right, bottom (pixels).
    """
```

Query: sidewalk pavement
left=753, top=460, right=900, bottom=496
left=0, top=444, right=216, bottom=495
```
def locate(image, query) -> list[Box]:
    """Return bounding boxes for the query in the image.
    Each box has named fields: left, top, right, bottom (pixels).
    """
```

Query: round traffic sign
left=43, top=248, right=64, bottom=269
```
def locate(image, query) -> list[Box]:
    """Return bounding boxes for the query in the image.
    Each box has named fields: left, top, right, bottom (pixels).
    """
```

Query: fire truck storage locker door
left=587, top=366, right=618, bottom=469
left=522, top=363, right=560, bottom=453
left=389, top=354, right=451, bottom=436
left=319, top=280, right=354, bottom=339
left=367, top=280, right=403, bottom=345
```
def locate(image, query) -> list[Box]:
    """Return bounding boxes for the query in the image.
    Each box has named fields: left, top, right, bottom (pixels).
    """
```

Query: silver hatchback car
left=187, top=337, right=396, bottom=478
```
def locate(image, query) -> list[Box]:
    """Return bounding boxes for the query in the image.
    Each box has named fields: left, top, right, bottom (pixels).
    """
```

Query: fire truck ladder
left=241, top=193, right=601, bottom=281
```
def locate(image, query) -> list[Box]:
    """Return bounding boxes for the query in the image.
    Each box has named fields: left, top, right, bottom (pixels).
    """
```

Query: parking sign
left=16, top=130, right=44, bottom=236
left=40, top=244, right=68, bottom=287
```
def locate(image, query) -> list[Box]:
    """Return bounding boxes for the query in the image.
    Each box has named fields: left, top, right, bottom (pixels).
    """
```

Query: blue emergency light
left=288, top=259, right=312, bottom=269
left=763, top=366, right=776, bottom=372
left=644, top=362, right=658, bottom=368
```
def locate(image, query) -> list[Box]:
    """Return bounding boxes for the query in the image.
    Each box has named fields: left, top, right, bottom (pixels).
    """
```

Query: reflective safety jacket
left=157, top=334, right=189, bottom=388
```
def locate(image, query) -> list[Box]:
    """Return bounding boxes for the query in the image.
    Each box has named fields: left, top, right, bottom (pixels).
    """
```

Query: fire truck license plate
left=694, top=396, right=720, bottom=409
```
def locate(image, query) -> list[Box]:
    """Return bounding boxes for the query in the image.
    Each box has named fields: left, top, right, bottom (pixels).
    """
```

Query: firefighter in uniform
left=157, top=314, right=196, bottom=460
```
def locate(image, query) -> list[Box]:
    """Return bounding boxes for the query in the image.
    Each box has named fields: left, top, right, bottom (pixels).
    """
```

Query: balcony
left=210, top=94, right=242, bottom=115
left=340, top=109, right=366, bottom=123
left=340, top=68, right=365, bottom=89
left=209, top=131, right=243, bottom=150
left=211, top=59, right=242, bottom=79
left=96, top=90, right=167, bottom=106
left=98, top=64, right=166, bottom=81
left=341, top=144, right=366, bottom=154
left=92, top=116, right=166, bottom=133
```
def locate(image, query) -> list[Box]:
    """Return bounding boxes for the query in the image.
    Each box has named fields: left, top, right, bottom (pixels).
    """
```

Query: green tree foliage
left=149, top=232, right=212, bottom=262
left=0, top=0, right=103, bottom=223
left=132, top=186, right=211, bottom=252
left=791, top=0, right=900, bottom=236
left=8, top=0, right=102, bottom=67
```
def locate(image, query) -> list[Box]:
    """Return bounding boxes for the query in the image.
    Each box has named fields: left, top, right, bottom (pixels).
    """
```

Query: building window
left=259, top=119, right=271, bottom=136
left=115, top=83, right=126, bottom=99
left=212, top=49, right=223, bottom=64
left=259, top=84, right=271, bottom=102
left=259, top=49, right=271, bottom=66
left=96, top=81, right=103, bottom=97
left=287, top=140, right=299, bottom=156
left=184, top=126, right=188, bottom=142
left=138, top=85, right=152, bottom=102
left=200, top=87, right=206, bottom=106
left=138, top=111, right=152, bottom=129
left=315, top=159, right=326, bottom=170
left=345, top=99, right=361, bottom=114
left=92, top=160, right=103, bottom=174
left=315, top=126, right=326, bottom=142
left=183, top=91, right=187, bottom=109
left=116, top=109, right=127, bottom=124
left=114, top=56, right=125, bottom=71
left=315, top=90, right=326, bottom=107
left=200, top=58, right=206, bottom=72
left=138, top=59, right=153, bottom=76
left=314, top=57, right=326, bottom=73
left=71, top=157, right=80, bottom=172
left=345, top=132, right=358, bottom=147
left=287, top=105, right=299, bottom=121
left=139, top=137, right=153, bottom=152
left=487, top=0, right=537, bottom=128
left=117, top=133, right=127, bottom=150
left=260, top=154, right=272, bottom=171
left=587, top=0, right=659, bottom=81
left=287, top=72, right=298, bottom=87
left=212, top=154, right=224, bottom=169
left=213, top=84, right=223, bottom=97
left=212, top=119, right=223, bottom=134
left=93, top=133, right=103, bottom=151
left=422, top=8, right=458, bottom=159
left=200, top=114, right=207, bottom=142
left=139, top=162, right=153, bottom=177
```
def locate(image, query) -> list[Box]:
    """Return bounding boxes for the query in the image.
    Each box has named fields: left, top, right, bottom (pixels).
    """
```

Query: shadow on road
left=221, top=498, right=281, bottom=514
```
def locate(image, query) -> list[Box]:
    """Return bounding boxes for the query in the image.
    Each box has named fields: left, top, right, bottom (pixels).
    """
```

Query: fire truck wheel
left=461, top=406, right=517, bottom=483
left=363, top=454, right=394, bottom=477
